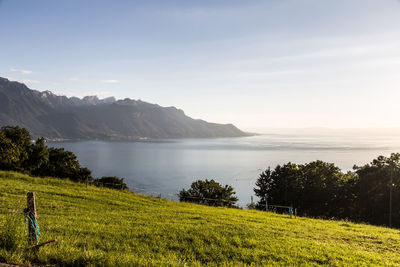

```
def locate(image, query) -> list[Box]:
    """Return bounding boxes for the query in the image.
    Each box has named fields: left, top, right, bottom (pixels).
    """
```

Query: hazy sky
left=1, top=0, right=400, bottom=130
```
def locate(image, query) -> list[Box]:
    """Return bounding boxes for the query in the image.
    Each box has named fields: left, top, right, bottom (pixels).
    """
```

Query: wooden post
left=295, top=208, right=297, bottom=218
left=27, top=192, right=38, bottom=245
left=265, top=196, right=268, bottom=212
left=389, top=164, right=393, bottom=228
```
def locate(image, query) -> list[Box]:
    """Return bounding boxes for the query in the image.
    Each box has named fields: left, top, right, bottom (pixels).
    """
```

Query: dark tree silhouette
left=179, top=179, right=238, bottom=207
left=94, top=176, right=128, bottom=190
left=0, top=126, right=93, bottom=184
left=254, top=161, right=356, bottom=219
left=0, top=126, right=31, bottom=171
left=28, top=137, right=49, bottom=174
left=354, top=153, right=400, bottom=227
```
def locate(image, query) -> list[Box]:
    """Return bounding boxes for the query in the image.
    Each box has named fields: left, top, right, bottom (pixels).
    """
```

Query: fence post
left=27, top=192, right=38, bottom=245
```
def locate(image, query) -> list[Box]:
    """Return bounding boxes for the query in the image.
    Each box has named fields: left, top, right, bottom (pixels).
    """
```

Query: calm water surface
left=48, top=134, right=400, bottom=206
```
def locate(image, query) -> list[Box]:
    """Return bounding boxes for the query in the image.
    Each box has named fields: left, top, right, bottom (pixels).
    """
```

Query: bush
left=179, top=179, right=238, bottom=207
left=94, top=176, right=128, bottom=190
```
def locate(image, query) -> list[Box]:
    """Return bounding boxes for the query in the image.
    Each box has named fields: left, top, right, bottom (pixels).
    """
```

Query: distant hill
left=0, top=77, right=248, bottom=140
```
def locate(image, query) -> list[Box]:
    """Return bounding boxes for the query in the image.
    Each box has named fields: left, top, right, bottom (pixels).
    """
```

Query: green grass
left=1, top=171, right=400, bottom=266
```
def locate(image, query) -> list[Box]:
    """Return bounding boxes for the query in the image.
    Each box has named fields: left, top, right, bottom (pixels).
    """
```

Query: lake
left=48, top=133, right=400, bottom=206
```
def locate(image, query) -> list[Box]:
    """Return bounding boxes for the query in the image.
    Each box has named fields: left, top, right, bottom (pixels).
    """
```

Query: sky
left=1, top=0, right=400, bottom=131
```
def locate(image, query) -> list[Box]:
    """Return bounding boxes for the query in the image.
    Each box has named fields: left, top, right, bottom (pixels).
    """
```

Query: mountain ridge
left=0, top=77, right=248, bottom=140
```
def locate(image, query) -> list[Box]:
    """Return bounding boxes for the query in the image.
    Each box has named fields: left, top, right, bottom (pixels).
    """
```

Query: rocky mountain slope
left=0, top=77, right=247, bottom=140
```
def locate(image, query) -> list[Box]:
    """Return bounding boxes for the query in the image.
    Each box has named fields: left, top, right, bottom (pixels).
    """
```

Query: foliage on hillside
left=0, top=126, right=93, bottom=183
left=1, top=171, right=400, bottom=266
left=0, top=126, right=125, bottom=190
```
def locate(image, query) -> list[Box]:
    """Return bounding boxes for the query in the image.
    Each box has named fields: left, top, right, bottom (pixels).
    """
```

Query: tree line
left=180, top=155, right=400, bottom=228
left=0, top=126, right=127, bottom=190
left=253, top=156, right=400, bottom=228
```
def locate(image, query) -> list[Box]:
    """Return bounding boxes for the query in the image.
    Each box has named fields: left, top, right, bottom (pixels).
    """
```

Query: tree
left=94, top=176, right=128, bottom=190
left=299, top=161, right=355, bottom=218
left=40, top=148, right=93, bottom=183
left=0, top=131, right=20, bottom=170
left=254, top=163, right=300, bottom=211
left=254, top=161, right=356, bottom=219
left=0, top=126, right=32, bottom=171
left=179, top=179, right=238, bottom=207
left=0, top=126, right=100, bottom=187
left=354, top=153, right=400, bottom=227
left=253, top=167, right=273, bottom=210
left=27, top=137, right=49, bottom=175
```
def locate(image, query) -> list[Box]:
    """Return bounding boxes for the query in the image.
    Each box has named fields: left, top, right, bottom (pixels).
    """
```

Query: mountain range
left=0, top=77, right=248, bottom=140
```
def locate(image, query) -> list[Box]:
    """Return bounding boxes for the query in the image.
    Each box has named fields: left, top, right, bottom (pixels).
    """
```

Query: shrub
left=94, top=176, right=128, bottom=190
left=179, top=179, right=238, bottom=207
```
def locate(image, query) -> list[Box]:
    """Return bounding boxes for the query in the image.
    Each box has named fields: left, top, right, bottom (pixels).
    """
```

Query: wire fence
left=89, top=168, right=264, bottom=207
left=72, top=179, right=299, bottom=214
left=93, top=183, right=297, bottom=216
left=90, top=174, right=294, bottom=210
left=90, top=182, right=251, bottom=207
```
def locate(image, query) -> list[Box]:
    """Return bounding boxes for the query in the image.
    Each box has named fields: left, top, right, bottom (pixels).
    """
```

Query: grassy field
left=1, top=171, right=400, bottom=266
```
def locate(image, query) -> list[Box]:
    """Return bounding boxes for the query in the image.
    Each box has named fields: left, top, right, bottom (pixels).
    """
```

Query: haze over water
left=48, top=133, right=400, bottom=206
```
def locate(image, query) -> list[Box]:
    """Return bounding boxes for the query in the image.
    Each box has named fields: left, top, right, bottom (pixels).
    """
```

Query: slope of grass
left=0, top=171, right=400, bottom=266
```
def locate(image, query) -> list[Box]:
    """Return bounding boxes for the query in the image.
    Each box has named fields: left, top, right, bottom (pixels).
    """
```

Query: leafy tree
left=28, top=137, right=49, bottom=175
left=254, top=161, right=356, bottom=219
left=179, top=179, right=238, bottom=207
left=299, top=161, right=356, bottom=218
left=0, top=126, right=31, bottom=170
left=0, top=131, right=20, bottom=170
left=354, top=153, right=400, bottom=227
left=40, top=148, right=93, bottom=183
left=94, top=176, right=128, bottom=190
left=254, top=163, right=301, bottom=211
left=253, top=167, right=273, bottom=210
left=0, top=126, right=128, bottom=190
left=0, top=127, right=51, bottom=173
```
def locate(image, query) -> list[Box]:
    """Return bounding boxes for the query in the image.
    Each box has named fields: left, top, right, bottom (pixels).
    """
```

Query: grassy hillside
left=1, top=171, right=400, bottom=266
